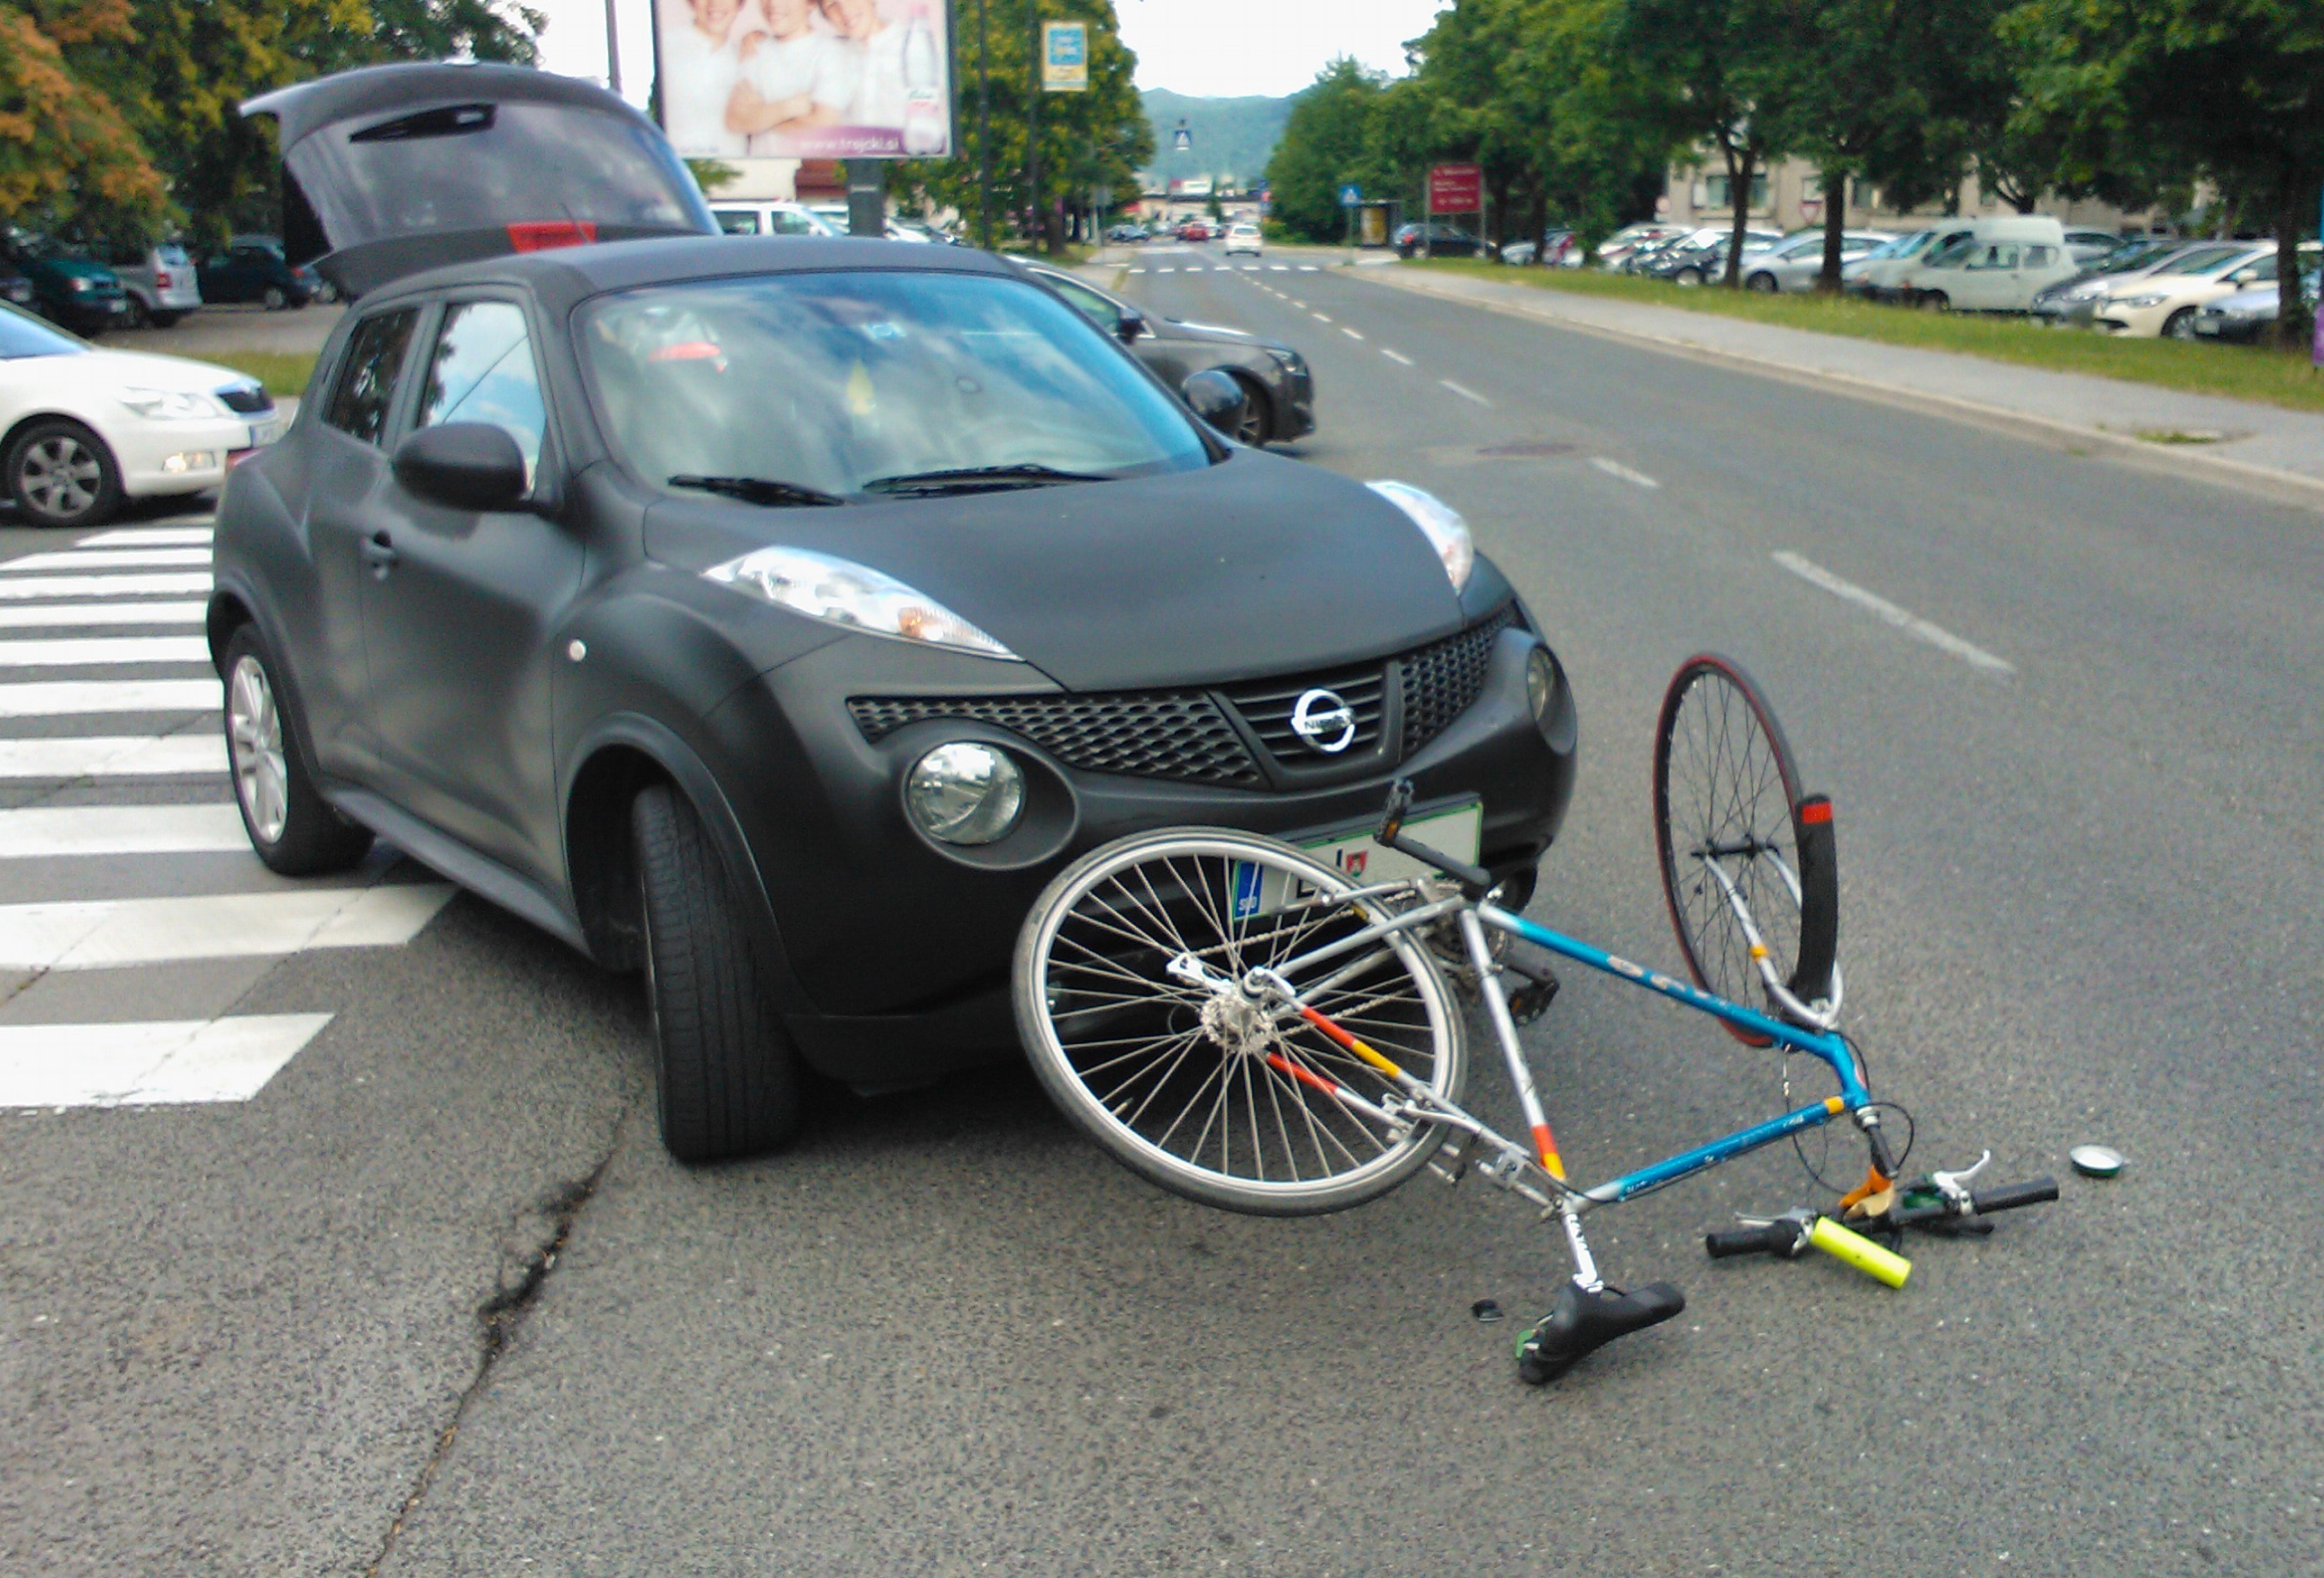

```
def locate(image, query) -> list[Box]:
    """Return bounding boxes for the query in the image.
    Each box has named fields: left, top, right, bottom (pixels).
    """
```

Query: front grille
left=1399, top=605, right=1515, bottom=752
left=216, top=385, right=274, bottom=414
left=849, top=693, right=1261, bottom=785
left=1221, top=665, right=1386, bottom=766
left=849, top=605, right=1516, bottom=788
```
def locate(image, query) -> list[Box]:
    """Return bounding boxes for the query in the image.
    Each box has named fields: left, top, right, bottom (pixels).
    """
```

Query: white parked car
left=1738, top=230, right=1898, bottom=293
left=1223, top=223, right=1264, bottom=257
left=1893, top=216, right=2081, bottom=313
left=2090, top=244, right=2276, bottom=338
left=709, top=201, right=839, bottom=238
left=0, top=302, right=279, bottom=528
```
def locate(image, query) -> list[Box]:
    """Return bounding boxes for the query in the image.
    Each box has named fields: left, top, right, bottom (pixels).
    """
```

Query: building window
left=1702, top=173, right=1769, bottom=211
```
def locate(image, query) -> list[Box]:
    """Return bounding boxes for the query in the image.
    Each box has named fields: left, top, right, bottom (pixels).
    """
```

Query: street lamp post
left=976, top=0, right=993, bottom=249
left=604, top=0, right=622, bottom=95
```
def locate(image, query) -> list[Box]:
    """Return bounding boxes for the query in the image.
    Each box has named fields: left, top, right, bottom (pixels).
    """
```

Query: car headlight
left=118, top=386, right=221, bottom=421
left=1263, top=346, right=1307, bottom=376
left=2117, top=294, right=2171, bottom=309
left=905, top=742, right=1025, bottom=845
left=704, top=546, right=1020, bottom=661
left=1364, top=480, right=1474, bottom=593
left=68, top=277, right=95, bottom=293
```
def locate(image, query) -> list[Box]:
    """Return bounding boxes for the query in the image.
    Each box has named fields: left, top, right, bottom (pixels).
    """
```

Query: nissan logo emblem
left=1290, top=688, right=1357, bottom=754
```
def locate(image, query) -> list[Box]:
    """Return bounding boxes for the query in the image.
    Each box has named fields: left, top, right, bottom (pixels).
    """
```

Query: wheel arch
left=0, top=407, right=117, bottom=470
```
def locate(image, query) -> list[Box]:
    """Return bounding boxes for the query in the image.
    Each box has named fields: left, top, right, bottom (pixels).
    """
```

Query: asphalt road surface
left=7, top=248, right=2319, bottom=1576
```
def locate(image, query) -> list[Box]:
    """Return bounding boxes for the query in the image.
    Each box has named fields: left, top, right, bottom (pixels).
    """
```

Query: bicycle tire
left=1652, top=656, right=1838, bottom=1045
left=1014, top=828, right=1466, bottom=1216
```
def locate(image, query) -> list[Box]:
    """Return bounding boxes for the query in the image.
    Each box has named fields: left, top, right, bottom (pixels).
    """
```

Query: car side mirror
left=393, top=423, right=530, bottom=512
left=1116, top=307, right=1146, bottom=343
left=1182, top=368, right=1248, bottom=432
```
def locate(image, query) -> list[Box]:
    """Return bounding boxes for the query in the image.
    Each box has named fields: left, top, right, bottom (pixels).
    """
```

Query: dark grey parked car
left=1015, top=262, right=1315, bottom=448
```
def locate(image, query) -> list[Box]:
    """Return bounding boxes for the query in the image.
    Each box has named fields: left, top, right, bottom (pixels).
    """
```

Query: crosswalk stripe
left=0, top=884, right=457, bottom=970
left=0, top=678, right=221, bottom=716
left=0, top=574, right=212, bottom=601
left=0, top=601, right=205, bottom=630
left=76, top=526, right=214, bottom=548
left=0, top=734, right=227, bottom=778
left=0, top=636, right=212, bottom=667
left=0, top=1013, right=333, bottom=1108
left=0, top=548, right=212, bottom=574
left=0, top=803, right=247, bottom=857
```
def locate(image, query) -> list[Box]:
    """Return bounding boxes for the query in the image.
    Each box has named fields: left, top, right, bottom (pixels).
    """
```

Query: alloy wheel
left=229, top=654, right=290, bottom=845
left=17, top=435, right=102, bottom=521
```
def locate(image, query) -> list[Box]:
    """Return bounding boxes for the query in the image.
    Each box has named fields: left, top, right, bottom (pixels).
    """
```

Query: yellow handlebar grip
left=1808, top=1216, right=1912, bottom=1289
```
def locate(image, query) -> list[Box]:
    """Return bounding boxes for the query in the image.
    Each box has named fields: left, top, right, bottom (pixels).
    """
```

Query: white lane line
left=1312, top=313, right=1332, bottom=323
left=0, top=884, right=457, bottom=971
left=1297, top=264, right=1319, bottom=271
left=1381, top=348, right=1415, bottom=366
left=0, top=804, right=247, bottom=857
left=0, top=548, right=211, bottom=574
left=1157, top=267, right=1176, bottom=274
left=1128, top=267, right=1146, bottom=274
left=0, top=678, right=221, bottom=716
left=0, top=636, right=212, bottom=667
left=1269, top=265, right=1289, bottom=271
left=0, top=601, right=205, bottom=630
left=0, top=1013, right=334, bottom=1108
left=1772, top=550, right=2015, bottom=675
left=0, top=574, right=212, bottom=601
left=1290, top=299, right=1306, bottom=309
left=1439, top=379, right=1492, bottom=406
left=1239, top=265, right=1258, bottom=272
left=75, top=526, right=213, bottom=548
left=1590, top=457, right=1661, bottom=489
left=0, top=735, right=227, bottom=778
left=1341, top=326, right=1366, bottom=340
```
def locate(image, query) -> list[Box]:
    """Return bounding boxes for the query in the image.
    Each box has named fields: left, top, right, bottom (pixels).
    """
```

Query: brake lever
left=1927, top=1150, right=1992, bottom=1211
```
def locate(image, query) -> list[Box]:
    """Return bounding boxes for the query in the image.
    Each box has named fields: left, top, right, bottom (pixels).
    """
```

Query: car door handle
left=362, top=531, right=397, bottom=578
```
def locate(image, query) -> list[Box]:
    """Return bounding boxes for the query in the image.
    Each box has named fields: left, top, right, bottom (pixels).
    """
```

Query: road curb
left=1350, top=268, right=2324, bottom=514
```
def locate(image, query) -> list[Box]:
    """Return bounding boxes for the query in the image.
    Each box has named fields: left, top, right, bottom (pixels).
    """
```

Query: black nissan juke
left=213, top=65, right=1578, bottom=1162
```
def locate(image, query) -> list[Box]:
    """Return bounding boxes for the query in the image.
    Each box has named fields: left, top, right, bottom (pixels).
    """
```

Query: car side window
left=714, top=210, right=759, bottom=235
left=1043, top=275, right=1122, bottom=332
left=1967, top=244, right=2020, bottom=271
left=415, top=300, right=547, bottom=481
left=323, top=308, right=421, bottom=446
left=770, top=212, right=817, bottom=235
left=2021, top=245, right=2055, bottom=268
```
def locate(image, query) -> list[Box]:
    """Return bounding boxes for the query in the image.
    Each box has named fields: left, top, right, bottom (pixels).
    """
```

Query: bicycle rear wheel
left=1014, top=829, right=1466, bottom=1215
left=1653, top=656, right=1838, bottom=1043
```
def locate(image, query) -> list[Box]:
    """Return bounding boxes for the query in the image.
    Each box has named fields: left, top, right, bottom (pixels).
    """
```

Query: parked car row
left=0, top=228, right=340, bottom=335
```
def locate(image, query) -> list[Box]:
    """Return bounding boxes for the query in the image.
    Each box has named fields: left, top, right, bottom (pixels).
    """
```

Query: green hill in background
left=1139, top=88, right=1291, bottom=192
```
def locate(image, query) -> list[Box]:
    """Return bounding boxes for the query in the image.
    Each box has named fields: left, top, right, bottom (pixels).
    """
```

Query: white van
left=1892, top=215, right=2078, bottom=313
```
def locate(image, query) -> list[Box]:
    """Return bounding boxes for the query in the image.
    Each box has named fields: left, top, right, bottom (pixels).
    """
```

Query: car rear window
left=324, top=308, right=420, bottom=446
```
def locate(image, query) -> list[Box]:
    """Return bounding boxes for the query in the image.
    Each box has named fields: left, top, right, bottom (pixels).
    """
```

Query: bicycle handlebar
left=1888, top=1175, right=2058, bottom=1228
left=1705, top=1220, right=1806, bottom=1258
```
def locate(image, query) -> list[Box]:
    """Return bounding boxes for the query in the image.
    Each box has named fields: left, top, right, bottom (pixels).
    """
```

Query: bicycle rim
left=1654, top=657, right=1807, bottom=1046
left=1015, top=830, right=1464, bottom=1215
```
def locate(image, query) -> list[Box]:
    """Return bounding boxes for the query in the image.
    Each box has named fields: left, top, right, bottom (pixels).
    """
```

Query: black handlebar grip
left=1706, top=1222, right=1796, bottom=1258
left=1788, top=794, right=1839, bottom=1004
left=1972, top=1177, right=2059, bottom=1215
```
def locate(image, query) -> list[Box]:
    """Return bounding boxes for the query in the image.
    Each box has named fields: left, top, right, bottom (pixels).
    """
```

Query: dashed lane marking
left=0, top=804, right=250, bottom=857
left=0, top=678, right=221, bottom=716
left=0, top=1014, right=336, bottom=1109
left=1298, top=265, right=1319, bottom=271
left=0, top=601, right=204, bottom=630
left=1591, top=458, right=1661, bottom=489
left=1341, top=326, right=1365, bottom=340
left=0, top=735, right=226, bottom=778
left=1772, top=550, right=2016, bottom=675
left=1312, top=313, right=1332, bottom=323
left=1382, top=349, right=1414, bottom=366
left=0, top=884, right=458, bottom=971
left=0, top=636, right=213, bottom=667
left=1439, top=379, right=1492, bottom=406
left=1269, top=265, right=1289, bottom=271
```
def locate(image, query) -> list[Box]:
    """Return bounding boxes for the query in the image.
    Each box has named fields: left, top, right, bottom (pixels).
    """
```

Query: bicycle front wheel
left=1014, top=829, right=1466, bottom=1216
left=1653, top=656, right=1838, bottom=1043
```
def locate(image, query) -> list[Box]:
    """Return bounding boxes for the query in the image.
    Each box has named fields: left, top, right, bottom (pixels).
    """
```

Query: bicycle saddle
left=1515, top=1279, right=1686, bottom=1384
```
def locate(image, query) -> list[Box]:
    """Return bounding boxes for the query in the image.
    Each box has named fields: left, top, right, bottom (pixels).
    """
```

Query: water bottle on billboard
left=903, top=6, right=945, bottom=154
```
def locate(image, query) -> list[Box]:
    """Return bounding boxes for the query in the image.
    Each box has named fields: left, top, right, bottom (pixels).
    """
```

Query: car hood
left=41, top=348, right=259, bottom=395
left=645, top=448, right=1467, bottom=691
left=1149, top=316, right=1277, bottom=350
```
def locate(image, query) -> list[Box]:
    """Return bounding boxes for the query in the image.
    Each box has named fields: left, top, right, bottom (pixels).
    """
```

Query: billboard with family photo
left=655, top=0, right=953, bottom=160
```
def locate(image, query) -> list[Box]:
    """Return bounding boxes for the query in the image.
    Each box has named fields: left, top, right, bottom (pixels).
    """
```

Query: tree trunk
left=2275, top=187, right=2314, bottom=353
left=1722, top=141, right=1754, bottom=288
left=1819, top=168, right=1847, bottom=292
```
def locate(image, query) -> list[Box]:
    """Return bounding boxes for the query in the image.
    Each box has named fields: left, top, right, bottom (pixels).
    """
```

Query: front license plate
left=2192, top=320, right=2219, bottom=336
left=249, top=419, right=286, bottom=447
left=1229, top=799, right=1484, bottom=920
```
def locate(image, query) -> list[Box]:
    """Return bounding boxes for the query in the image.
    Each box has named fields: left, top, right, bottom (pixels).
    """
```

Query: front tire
left=222, top=625, right=375, bottom=875
left=261, top=285, right=287, bottom=310
left=632, top=784, right=802, bottom=1163
left=120, top=295, right=149, bottom=330
left=6, top=418, right=121, bottom=528
left=2162, top=307, right=2197, bottom=340
left=1230, top=376, right=1272, bottom=446
left=1015, top=829, right=1466, bottom=1216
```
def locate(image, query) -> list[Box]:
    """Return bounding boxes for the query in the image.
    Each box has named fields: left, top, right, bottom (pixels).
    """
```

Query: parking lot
left=6, top=244, right=2321, bottom=1575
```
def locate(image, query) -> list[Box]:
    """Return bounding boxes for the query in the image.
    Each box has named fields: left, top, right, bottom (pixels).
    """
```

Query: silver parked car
left=105, top=241, right=202, bottom=329
left=1739, top=231, right=1896, bottom=293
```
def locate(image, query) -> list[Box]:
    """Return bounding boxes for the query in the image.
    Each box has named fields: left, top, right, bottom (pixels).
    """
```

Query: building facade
left=1657, top=154, right=2172, bottom=236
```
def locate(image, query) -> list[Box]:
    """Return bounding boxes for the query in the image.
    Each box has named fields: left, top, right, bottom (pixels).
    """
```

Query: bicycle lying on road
left=1013, top=655, right=2055, bottom=1383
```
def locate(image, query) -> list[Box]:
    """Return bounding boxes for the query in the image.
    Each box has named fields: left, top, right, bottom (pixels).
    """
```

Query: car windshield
left=0, top=302, right=86, bottom=359
left=580, top=270, right=1213, bottom=501
left=1924, top=235, right=1977, bottom=267
left=2155, top=245, right=2247, bottom=276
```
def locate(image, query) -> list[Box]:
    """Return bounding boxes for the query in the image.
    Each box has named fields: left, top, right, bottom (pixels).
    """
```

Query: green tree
left=0, top=0, right=168, bottom=243
left=1265, top=58, right=1392, bottom=241
left=2006, top=0, right=2324, bottom=349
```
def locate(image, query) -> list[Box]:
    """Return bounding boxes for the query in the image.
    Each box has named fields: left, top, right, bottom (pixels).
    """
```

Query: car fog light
left=1525, top=648, right=1556, bottom=726
left=160, top=451, right=217, bottom=474
left=906, top=742, right=1025, bottom=846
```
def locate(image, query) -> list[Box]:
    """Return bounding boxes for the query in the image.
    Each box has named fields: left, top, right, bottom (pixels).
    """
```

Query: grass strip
left=202, top=350, right=321, bottom=400
left=1410, top=259, right=2324, bottom=415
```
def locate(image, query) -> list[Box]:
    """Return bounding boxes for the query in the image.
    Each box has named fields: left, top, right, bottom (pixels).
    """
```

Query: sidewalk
left=1354, top=265, right=2324, bottom=508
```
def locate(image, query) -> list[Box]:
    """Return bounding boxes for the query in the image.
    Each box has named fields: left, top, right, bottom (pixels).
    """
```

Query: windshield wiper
left=668, top=474, right=846, bottom=508
left=860, top=463, right=1103, bottom=497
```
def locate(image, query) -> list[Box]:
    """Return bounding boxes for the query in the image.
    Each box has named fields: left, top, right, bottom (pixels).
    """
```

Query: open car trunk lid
left=243, top=64, right=715, bottom=300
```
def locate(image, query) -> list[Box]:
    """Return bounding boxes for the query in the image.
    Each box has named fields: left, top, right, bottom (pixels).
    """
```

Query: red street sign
left=1429, top=163, right=1482, bottom=213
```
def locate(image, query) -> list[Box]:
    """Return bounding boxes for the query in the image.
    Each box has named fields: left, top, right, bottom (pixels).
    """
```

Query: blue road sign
left=1173, top=124, right=1192, bottom=151
left=1339, top=184, right=1362, bottom=207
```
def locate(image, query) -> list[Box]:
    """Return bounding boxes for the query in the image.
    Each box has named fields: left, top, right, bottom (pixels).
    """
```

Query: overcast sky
left=531, top=0, right=1444, bottom=106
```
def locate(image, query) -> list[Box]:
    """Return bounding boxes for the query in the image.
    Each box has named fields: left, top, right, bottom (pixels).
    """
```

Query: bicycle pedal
left=1506, top=971, right=1560, bottom=1024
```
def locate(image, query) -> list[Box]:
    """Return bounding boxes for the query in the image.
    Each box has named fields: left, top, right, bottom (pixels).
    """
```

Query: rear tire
left=120, top=295, right=149, bottom=330
left=222, top=625, right=375, bottom=875
left=1919, top=290, right=1949, bottom=312
left=261, top=285, right=287, bottom=310
left=632, top=784, right=802, bottom=1163
left=1652, top=656, right=1837, bottom=1044
left=1747, top=272, right=1778, bottom=293
left=1015, top=829, right=1466, bottom=1216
